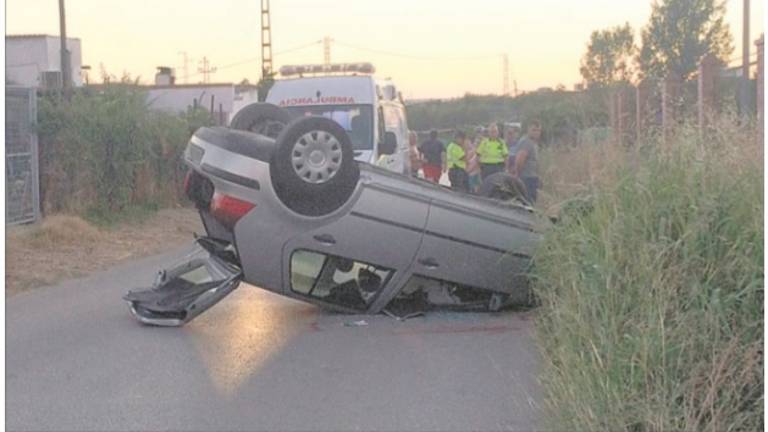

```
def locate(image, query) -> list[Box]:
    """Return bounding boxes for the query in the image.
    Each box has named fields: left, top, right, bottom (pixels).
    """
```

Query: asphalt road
left=7, top=246, right=542, bottom=432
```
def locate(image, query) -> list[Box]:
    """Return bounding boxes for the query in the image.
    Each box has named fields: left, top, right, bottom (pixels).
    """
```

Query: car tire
left=479, top=173, right=530, bottom=204
left=229, top=103, right=293, bottom=139
left=271, top=116, right=360, bottom=216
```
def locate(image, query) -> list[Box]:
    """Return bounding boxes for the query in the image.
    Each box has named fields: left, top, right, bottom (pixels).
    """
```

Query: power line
left=333, top=40, right=499, bottom=61
left=727, top=50, right=758, bottom=65
left=197, top=56, right=216, bottom=83
left=182, top=40, right=322, bottom=81
left=275, top=40, right=323, bottom=56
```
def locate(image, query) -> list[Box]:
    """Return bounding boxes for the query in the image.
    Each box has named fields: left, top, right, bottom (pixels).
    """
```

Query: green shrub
left=37, top=84, right=213, bottom=218
left=533, top=121, right=763, bottom=431
left=405, top=89, right=608, bottom=145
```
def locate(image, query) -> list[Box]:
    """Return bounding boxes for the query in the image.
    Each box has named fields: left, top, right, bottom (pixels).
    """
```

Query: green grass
left=533, top=121, right=763, bottom=431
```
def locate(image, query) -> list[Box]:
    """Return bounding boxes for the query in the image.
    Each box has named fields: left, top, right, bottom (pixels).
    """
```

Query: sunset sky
left=6, top=0, right=765, bottom=99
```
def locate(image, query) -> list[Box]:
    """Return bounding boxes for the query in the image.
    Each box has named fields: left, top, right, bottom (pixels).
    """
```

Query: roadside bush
left=406, top=89, right=608, bottom=145
left=533, top=119, right=763, bottom=431
left=37, top=85, right=212, bottom=218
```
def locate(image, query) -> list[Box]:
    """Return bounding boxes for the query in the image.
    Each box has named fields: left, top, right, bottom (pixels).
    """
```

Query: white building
left=6, top=34, right=83, bottom=88
left=144, top=83, right=260, bottom=125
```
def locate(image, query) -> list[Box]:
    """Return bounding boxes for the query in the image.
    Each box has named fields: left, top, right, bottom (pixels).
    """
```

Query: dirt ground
left=6, top=207, right=203, bottom=297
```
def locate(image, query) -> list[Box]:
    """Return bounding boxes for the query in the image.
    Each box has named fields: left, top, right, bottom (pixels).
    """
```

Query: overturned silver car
left=125, top=104, right=543, bottom=326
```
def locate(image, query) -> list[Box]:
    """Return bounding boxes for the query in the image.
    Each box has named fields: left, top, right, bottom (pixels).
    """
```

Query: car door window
left=290, top=250, right=394, bottom=311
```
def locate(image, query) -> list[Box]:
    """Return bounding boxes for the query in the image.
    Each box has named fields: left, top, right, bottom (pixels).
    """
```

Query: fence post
left=617, top=87, right=629, bottom=146
left=636, top=80, right=649, bottom=142
left=662, top=74, right=681, bottom=140
left=698, top=53, right=718, bottom=132
left=757, top=35, right=764, bottom=145
left=608, top=90, right=618, bottom=142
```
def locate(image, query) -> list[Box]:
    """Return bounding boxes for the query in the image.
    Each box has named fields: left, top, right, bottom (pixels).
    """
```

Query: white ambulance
left=237, top=63, right=411, bottom=175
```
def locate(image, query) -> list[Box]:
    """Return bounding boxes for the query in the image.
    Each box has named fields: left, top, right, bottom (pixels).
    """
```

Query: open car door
left=123, top=237, right=242, bottom=326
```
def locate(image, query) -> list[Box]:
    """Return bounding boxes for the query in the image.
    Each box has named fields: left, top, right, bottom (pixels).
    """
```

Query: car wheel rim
left=292, top=131, right=343, bottom=184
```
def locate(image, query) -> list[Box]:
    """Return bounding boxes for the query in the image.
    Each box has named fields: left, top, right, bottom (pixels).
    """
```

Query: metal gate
left=6, top=87, right=40, bottom=225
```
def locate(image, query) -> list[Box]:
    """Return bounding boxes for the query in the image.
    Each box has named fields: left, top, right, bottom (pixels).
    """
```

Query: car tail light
left=210, top=192, right=256, bottom=229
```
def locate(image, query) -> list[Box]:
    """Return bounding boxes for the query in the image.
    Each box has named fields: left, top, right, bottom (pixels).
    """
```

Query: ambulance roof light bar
left=279, top=62, right=375, bottom=77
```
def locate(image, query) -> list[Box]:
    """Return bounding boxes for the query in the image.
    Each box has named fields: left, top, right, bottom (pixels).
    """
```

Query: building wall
left=146, top=85, right=236, bottom=124
left=5, top=36, right=83, bottom=87
left=6, top=38, right=49, bottom=87
left=45, top=36, right=82, bottom=85
left=232, top=89, right=261, bottom=117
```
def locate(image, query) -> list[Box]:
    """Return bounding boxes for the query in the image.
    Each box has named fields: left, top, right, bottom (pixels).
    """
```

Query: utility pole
left=261, top=0, right=273, bottom=79
left=198, top=57, right=217, bottom=83
left=739, top=0, right=751, bottom=117
left=502, top=54, right=510, bottom=96
left=323, top=36, right=335, bottom=67
left=178, top=51, right=189, bottom=84
left=58, top=0, right=71, bottom=97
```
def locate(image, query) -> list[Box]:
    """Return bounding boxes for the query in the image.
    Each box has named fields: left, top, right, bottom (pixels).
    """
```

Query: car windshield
left=284, top=105, right=373, bottom=150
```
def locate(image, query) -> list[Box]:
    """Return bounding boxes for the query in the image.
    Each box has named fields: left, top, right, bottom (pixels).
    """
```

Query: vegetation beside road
left=6, top=208, right=202, bottom=296
left=37, top=83, right=212, bottom=221
left=405, top=90, right=608, bottom=145
left=532, top=119, right=763, bottom=431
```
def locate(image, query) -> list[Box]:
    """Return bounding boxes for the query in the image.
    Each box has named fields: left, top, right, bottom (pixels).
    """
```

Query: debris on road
left=383, top=309, right=425, bottom=322
left=343, top=320, right=369, bottom=327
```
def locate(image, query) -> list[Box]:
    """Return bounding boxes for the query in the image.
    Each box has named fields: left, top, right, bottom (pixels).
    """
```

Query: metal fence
left=6, top=86, right=40, bottom=225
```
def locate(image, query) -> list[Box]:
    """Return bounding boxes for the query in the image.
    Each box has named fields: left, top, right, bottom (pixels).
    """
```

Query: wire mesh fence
left=6, top=86, right=40, bottom=225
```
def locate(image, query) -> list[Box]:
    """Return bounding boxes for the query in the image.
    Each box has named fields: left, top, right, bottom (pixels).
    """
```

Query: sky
left=5, top=0, right=765, bottom=99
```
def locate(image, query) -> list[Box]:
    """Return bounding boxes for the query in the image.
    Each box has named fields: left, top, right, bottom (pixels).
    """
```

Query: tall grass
left=533, top=119, right=763, bottom=431
left=37, top=84, right=213, bottom=220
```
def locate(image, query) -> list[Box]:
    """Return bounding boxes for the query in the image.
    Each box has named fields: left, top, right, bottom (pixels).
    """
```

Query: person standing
left=446, top=130, right=469, bottom=192
left=418, top=130, right=446, bottom=183
left=504, top=126, right=520, bottom=174
left=475, top=123, right=508, bottom=180
left=513, top=120, right=542, bottom=204
left=466, top=131, right=482, bottom=193
left=408, top=131, right=422, bottom=177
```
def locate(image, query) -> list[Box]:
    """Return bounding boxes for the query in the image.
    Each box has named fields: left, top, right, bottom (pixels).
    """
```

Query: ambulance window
left=284, top=105, right=373, bottom=150
left=383, top=106, right=400, bottom=130
left=377, top=107, right=386, bottom=144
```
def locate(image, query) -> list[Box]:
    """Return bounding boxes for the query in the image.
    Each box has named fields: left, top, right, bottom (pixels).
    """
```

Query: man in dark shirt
left=512, top=120, right=541, bottom=204
left=418, top=130, right=446, bottom=183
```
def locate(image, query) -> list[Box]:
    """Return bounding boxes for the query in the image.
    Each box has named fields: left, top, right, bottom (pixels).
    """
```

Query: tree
left=579, top=23, right=636, bottom=88
left=638, top=0, right=733, bottom=81
left=256, top=73, right=276, bottom=102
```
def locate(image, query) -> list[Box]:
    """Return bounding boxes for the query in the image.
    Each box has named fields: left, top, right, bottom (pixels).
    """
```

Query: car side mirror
left=380, top=131, right=397, bottom=155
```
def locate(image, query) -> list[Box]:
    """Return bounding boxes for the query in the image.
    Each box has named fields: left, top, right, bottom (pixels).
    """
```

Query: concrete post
left=609, top=90, right=618, bottom=142
left=617, top=88, right=629, bottom=146
left=662, top=74, right=682, bottom=139
left=636, top=80, right=651, bottom=142
left=698, top=54, right=719, bottom=132
left=757, top=35, right=764, bottom=144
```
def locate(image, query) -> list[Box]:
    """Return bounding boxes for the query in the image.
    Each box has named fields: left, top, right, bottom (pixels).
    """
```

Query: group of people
left=412, top=121, right=541, bottom=203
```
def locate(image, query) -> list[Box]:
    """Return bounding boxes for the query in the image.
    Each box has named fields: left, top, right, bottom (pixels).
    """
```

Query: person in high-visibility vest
left=446, top=130, right=469, bottom=192
left=475, top=123, right=508, bottom=180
